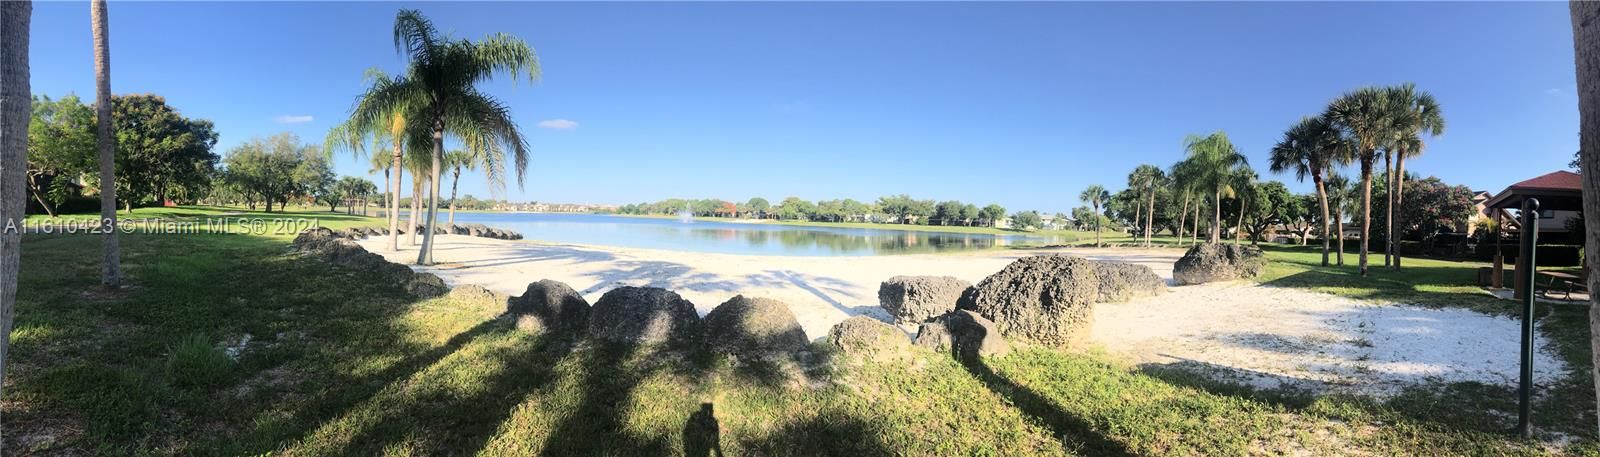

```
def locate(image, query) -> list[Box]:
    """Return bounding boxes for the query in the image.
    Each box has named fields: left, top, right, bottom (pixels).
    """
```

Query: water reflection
left=444, top=213, right=1056, bottom=256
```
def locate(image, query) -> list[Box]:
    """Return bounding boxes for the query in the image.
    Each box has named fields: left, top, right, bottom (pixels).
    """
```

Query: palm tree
left=1325, top=173, right=1353, bottom=266
left=1567, top=1, right=1600, bottom=435
left=1169, top=160, right=1200, bottom=246
left=1, top=0, right=34, bottom=403
left=1128, top=164, right=1164, bottom=247
left=1270, top=115, right=1354, bottom=266
left=328, top=86, right=412, bottom=252
left=91, top=0, right=120, bottom=287
left=1182, top=132, right=1248, bottom=243
left=344, top=9, right=538, bottom=265
left=1228, top=166, right=1257, bottom=245
left=369, top=148, right=392, bottom=219
left=1325, top=87, right=1396, bottom=276
left=1383, top=83, right=1445, bottom=270
left=1079, top=184, right=1110, bottom=247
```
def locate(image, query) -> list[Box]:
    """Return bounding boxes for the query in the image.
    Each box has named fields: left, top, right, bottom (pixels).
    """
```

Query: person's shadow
left=682, top=402, right=724, bottom=457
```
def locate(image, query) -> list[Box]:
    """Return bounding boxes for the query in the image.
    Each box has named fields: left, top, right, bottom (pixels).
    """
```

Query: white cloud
left=538, top=119, right=579, bottom=130
left=274, top=115, right=314, bottom=124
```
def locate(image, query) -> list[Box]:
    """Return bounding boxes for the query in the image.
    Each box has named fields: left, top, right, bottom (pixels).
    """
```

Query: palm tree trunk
left=1192, top=200, right=1201, bottom=245
left=1567, top=1, right=1600, bottom=435
left=1336, top=208, right=1345, bottom=266
left=1132, top=196, right=1142, bottom=244
left=1211, top=189, right=1222, bottom=243
left=417, top=123, right=443, bottom=265
left=1234, top=195, right=1245, bottom=245
left=1176, top=193, right=1189, bottom=246
left=1094, top=203, right=1102, bottom=247
left=1, top=0, right=34, bottom=404
left=1383, top=152, right=1393, bottom=267
left=1314, top=175, right=1331, bottom=266
left=1145, top=189, right=1155, bottom=247
left=92, top=0, right=120, bottom=288
left=448, top=166, right=460, bottom=225
left=389, top=146, right=402, bottom=251
left=1393, top=155, right=1407, bottom=270
left=1359, top=158, right=1374, bottom=276
left=408, top=173, right=421, bottom=246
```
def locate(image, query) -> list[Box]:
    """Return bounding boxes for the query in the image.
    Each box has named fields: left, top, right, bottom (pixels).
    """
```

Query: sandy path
left=361, top=235, right=1567, bottom=396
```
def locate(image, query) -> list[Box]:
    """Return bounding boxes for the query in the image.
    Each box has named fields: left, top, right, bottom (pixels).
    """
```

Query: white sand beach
left=361, top=235, right=1566, bottom=396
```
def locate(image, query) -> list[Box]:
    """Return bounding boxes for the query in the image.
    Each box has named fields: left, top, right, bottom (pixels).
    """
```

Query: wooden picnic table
left=1538, top=270, right=1585, bottom=300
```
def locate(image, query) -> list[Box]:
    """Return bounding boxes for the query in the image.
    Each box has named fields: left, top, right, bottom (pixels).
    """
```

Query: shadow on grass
left=957, top=354, right=1133, bottom=456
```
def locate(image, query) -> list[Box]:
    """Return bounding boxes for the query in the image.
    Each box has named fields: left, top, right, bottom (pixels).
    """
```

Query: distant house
left=1483, top=170, right=1583, bottom=236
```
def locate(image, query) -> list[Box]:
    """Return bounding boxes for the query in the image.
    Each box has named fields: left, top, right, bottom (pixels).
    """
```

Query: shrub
left=165, top=334, right=235, bottom=389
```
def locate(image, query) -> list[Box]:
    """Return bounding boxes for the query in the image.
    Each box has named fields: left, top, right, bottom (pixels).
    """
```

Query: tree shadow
left=957, top=355, right=1133, bottom=456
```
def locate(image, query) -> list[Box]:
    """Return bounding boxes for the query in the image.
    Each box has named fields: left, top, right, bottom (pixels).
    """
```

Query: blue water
left=435, top=212, right=1056, bottom=256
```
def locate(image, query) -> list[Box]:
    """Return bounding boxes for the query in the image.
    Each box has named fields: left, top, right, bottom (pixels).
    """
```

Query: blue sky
left=27, top=2, right=1578, bottom=214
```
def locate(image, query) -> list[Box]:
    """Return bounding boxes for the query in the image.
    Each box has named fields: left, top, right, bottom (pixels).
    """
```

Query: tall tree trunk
left=1234, top=195, right=1246, bottom=245
left=389, top=146, right=402, bottom=251
left=0, top=0, right=33, bottom=407
left=1132, top=195, right=1142, bottom=244
left=1211, top=189, right=1222, bottom=243
left=1094, top=204, right=1102, bottom=247
left=1383, top=152, right=1393, bottom=267
left=1336, top=209, right=1346, bottom=266
left=1568, top=0, right=1600, bottom=435
left=418, top=121, right=442, bottom=265
left=1192, top=200, right=1201, bottom=245
left=1394, top=155, right=1408, bottom=270
left=1359, top=158, right=1374, bottom=276
left=1176, top=193, right=1189, bottom=247
left=448, top=166, right=460, bottom=225
left=408, top=173, right=421, bottom=246
left=1145, top=189, right=1155, bottom=247
left=1315, top=175, right=1330, bottom=266
left=92, top=0, right=120, bottom=288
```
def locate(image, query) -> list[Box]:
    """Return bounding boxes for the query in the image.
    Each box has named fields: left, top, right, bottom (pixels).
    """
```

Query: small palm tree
left=1079, top=184, right=1110, bottom=247
left=1169, top=160, right=1201, bottom=246
left=1382, top=83, right=1444, bottom=270
left=1270, top=115, right=1354, bottom=266
left=1228, top=166, right=1257, bottom=245
left=1182, top=132, right=1248, bottom=243
left=443, top=144, right=505, bottom=225
left=1325, top=173, right=1354, bottom=266
left=1128, top=164, right=1164, bottom=246
left=1325, top=87, right=1397, bottom=276
left=343, top=9, right=538, bottom=265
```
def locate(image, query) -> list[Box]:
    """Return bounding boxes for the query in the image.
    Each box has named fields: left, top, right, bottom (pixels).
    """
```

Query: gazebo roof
left=1484, top=170, right=1584, bottom=210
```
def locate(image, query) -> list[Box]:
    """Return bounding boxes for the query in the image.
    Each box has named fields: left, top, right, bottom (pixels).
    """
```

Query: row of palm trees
left=1100, top=83, right=1443, bottom=278
left=326, top=9, right=536, bottom=265
left=1269, top=83, right=1444, bottom=275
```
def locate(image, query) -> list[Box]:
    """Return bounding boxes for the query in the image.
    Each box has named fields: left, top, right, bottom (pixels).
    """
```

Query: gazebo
left=1482, top=170, right=1584, bottom=299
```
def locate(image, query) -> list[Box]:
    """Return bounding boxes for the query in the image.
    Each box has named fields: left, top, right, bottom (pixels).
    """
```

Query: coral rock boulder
left=877, top=276, right=972, bottom=325
left=588, top=286, right=701, bottom=346
left=959, top=255, right=1099, bottom=347
left=1172, top=243, right=1267, bottom=285
left=507, top=280, right=591, bottom=334
left=703, top=295, right=809, bottom=357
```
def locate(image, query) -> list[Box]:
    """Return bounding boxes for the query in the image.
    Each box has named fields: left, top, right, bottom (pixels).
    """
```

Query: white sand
left=361, top=235, right=1567, bottom=396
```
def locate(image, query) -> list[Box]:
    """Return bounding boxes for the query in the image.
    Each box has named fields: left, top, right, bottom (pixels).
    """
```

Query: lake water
left=434, top=212, right=1056, bottom=256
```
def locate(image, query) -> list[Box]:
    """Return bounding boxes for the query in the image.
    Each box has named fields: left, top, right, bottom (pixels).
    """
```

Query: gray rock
left=959, top=255, right=1099, bottom=347
left=404, top=272, right=448, bottom=298
left=588, top=286, right=700, bottom=346
left=448, top=284, right=507, bottom=316
left=1090, top=261, right=1166, bottom=303
left=508, top=280, right=591, bottom=334
left=292, top=227, right=339, bottom=252
left=826, top=316, right=910, bottom=361
left=914, top=310, right=1009, bottom=359
left=878, top=276, right=972, bottom=325
left=703, top=295, right=809, bottom=357
left=1172, top=243, right=1267, bottom=285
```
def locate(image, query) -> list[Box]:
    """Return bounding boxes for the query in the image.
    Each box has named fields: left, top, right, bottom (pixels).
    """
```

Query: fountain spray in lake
left=677, top=206, right=694, bottom=223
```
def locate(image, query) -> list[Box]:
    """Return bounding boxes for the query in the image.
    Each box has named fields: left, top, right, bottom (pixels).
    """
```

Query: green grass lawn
left=4, top=208, right=1598, bottom=455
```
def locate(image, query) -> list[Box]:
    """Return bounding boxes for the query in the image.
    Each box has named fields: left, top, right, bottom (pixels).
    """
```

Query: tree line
left=616, top=195, right=1020, bottom=228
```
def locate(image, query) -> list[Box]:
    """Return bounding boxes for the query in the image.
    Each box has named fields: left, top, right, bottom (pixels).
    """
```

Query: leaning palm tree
left=442, top=144, right=506, bottom=225
left=327, top=73, right=415, bottom=252
left=1182, top=132, right=1248, bottom=243
left=368, top=147, right=393, bottom=219
left=1128, top=164, right=1164, bottom=246
left=1325, top=87, right=1397, bottom=276
left=1079, top=184, right=1110, bottom=247
left=1270, top=115, right=1354, bottom=266
left=1325, top=173, right=1353, bottom=266
left=344, top=9, right=537, bottom=265
left=1383, top=83, right=1445, bottom=270
left=91, top=0, right=120, bottom=287
left=1, top=0, right=33, bottom=404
